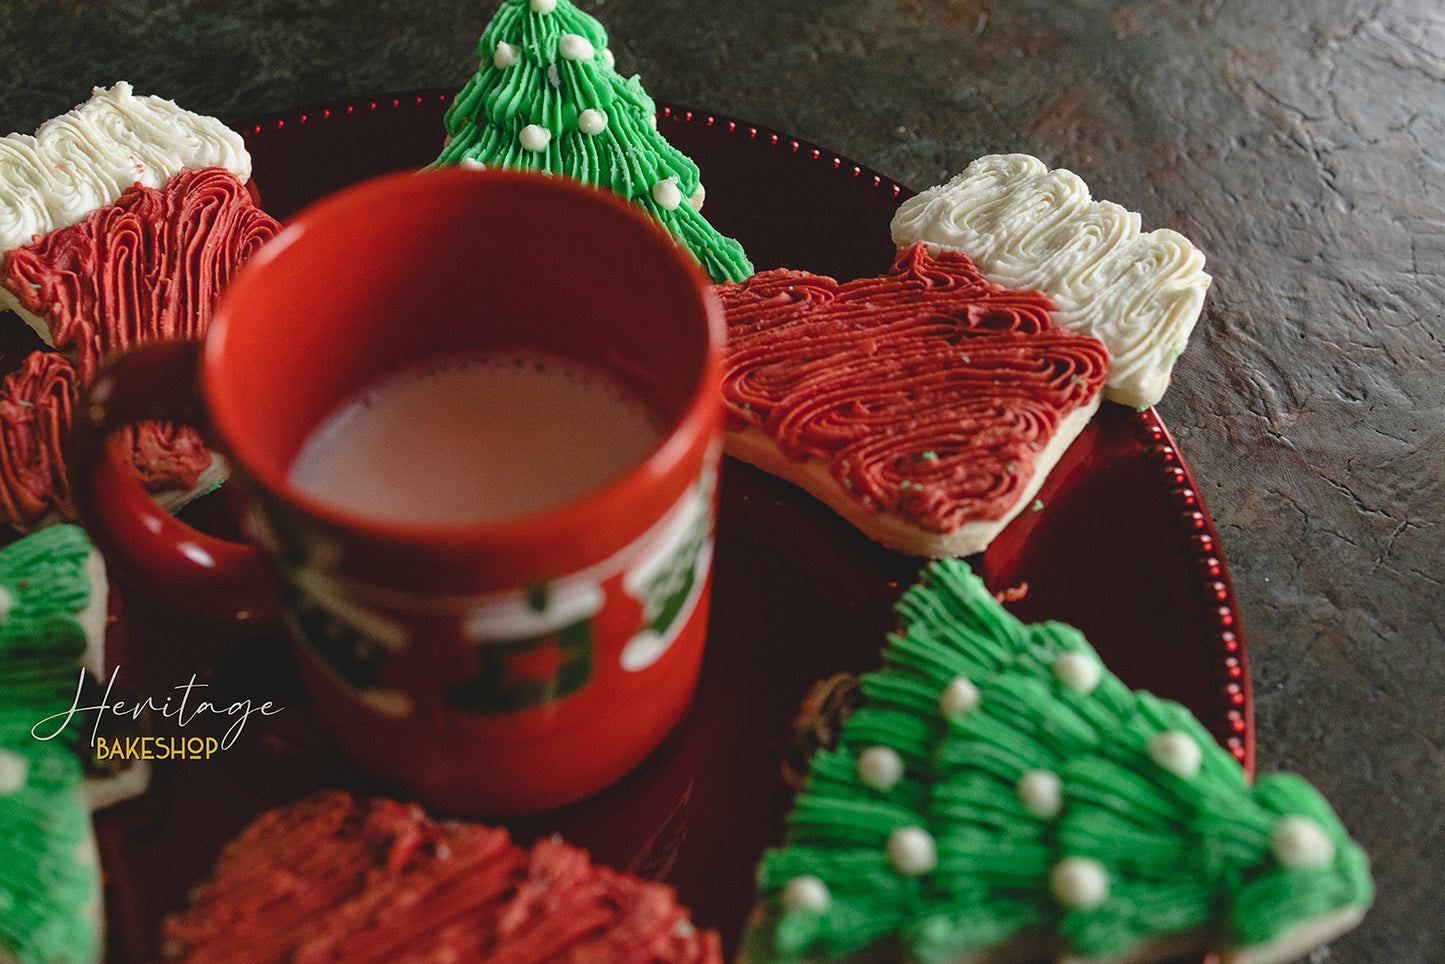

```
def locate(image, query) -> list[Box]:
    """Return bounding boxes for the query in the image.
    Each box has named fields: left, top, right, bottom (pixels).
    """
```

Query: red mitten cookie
left=718, top=244, right=1109, bottom=558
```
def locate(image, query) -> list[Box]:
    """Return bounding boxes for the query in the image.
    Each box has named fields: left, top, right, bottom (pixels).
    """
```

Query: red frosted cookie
left=718, top=243, right=1109, bottom=558
left=0, top=84, right=275, bottom=530
left=4, top=166, right=276, bottom=383
left=0, top=166, right=277, bottom=528
left=160, top=791, right=722, bottom=964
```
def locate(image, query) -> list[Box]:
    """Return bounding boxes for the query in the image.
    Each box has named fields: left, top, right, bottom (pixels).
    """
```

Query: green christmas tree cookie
left=0, top=525, right=110, bottom=964
left=744, top=559, right=1372, bottom=964
left=434, top=0, right=754, bottom=283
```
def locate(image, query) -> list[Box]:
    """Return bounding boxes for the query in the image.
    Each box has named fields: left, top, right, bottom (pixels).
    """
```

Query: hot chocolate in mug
left=70, top=168, right=726, bottom=816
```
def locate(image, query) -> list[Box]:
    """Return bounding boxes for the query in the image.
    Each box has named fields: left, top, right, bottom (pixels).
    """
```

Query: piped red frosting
left=0, top=351, right=76, bottom=526
left=160, top=790, right=722, bottom=964
left=717, top=244, right=1110, bottom=535
left=3, top=166, right=277, bottom=382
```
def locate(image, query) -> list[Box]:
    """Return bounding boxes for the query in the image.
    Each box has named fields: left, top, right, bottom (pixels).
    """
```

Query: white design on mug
left=282, top=560, right=412, bottom=718
left=620, top=463, right=716, bottom=672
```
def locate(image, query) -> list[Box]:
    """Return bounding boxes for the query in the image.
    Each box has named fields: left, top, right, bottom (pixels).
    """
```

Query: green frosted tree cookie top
left=744, top=559, right=1373, bottom=964
left=0, top=525, right=107, bottom=964
left=435, top=0, right=753, bottom=284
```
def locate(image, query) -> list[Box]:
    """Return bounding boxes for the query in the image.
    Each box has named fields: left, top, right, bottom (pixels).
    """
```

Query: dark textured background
left=3, top=1, right=1441, bottom=961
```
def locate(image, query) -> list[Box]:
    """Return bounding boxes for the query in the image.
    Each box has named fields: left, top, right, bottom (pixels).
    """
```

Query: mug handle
left=68, top=339, right=280, bottom=626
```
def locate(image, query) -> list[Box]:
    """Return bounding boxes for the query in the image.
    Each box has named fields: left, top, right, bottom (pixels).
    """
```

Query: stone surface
left=2, top=1, right=1441, bottom=961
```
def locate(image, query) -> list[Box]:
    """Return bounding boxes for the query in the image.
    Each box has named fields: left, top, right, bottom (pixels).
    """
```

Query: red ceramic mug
left=70, top=168, right=725, bottom=816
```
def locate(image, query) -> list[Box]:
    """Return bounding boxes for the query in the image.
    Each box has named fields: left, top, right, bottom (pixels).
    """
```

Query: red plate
left=93, top=92, right=1251, bottom=963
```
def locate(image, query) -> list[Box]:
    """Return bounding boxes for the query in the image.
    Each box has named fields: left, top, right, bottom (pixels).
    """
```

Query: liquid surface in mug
left=287, top=352, right=665, bottom=525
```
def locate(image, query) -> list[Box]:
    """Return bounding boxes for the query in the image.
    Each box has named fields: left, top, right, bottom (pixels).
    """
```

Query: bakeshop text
left=95, top=735, right=220, bottom=760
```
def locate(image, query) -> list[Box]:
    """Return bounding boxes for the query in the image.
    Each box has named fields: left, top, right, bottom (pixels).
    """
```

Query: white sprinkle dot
left=652, top=177, right=683, bottom=210
left=690, top=184, right=706, bottom=211
left=460, top=158, right=487, bottom=171
left=79, top=894, right=102, bottom=926
left=75, top=833, right=99, bottom=867
left=781, top=875, right=832, bottom=913
left=1050, top=856, right=1110, bottom=910
left=858, top=746, right=905, bottom=792
left=493, top=41, right=520, bottom=68
left=0, top=749, right=28, bottom=795
left=559, top=33, right=595, bottom=61
left=1272, top=816, right=1336, bottom=869
left=530, top=0, right=556, bottom=11
left=1017, top=769, right=1063, bottom=819
left=519, top=124, right=551, bottom=151
left=602, top=47, right=616, bottom=69
left=0, top=586, right=11, bottom=619
left=886, top=826, right=937, bottom=876
left=939, top=675, right=981, bottom=717
left=578, top=108, right=608, bottom=135
left=1053, top=651, right=1101, bottom=694
left=1148, top=731, right=1202, bottom=778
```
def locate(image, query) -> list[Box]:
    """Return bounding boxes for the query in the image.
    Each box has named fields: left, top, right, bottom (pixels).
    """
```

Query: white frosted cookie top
left=890, top=154, right=1210, bottom=409
left=0, top=81, right=251, bottom=252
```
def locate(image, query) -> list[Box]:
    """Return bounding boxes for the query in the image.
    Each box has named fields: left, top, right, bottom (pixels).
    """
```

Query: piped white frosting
left=651, top=176, right=682, bottom=211
left=1051, top=855, right=1111, bottom=909
left=0, top=82, right=251, bottom=253
left=857, top=746, right=905, bottom=791
left=0, top=747, right=28, bottom=795
left=1052, top=651, right=1101, bottom=694
left=1148, top=731, right=1203, bottom=778
left=940, top=675, right=982, bottom=717
left=1271, top=816, right=1336, bottom=869
left=558, top=33, right=595, bottom=61
left=519, top=124, right=551, bottom=152
left=886, top=826, right=938, bottom=877
left=494, top=41, right=521, bottom=68
left=1017, top=769, right=1063, bottom=818
left=890, top=154, right=1210, bottom=409
left=782, top=875, right=833, bottom=913
left=577, top=108, right=608, bottom=136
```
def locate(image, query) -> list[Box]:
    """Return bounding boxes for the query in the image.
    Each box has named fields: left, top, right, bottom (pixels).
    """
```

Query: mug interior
left=205, top=167, right=722, bottom=534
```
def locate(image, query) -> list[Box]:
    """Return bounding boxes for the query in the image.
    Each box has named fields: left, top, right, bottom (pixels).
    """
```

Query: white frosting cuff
left=890, top=154, right=1210, bottom=409
left=0, top=81, right=252, bottom=253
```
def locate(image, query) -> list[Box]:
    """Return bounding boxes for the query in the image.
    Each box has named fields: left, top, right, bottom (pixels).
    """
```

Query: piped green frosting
left=0, top=525, right=106, bottom=964
left=745, top=559, right=1373, bottom=964
left=434, top=0, right=753, bottom=283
